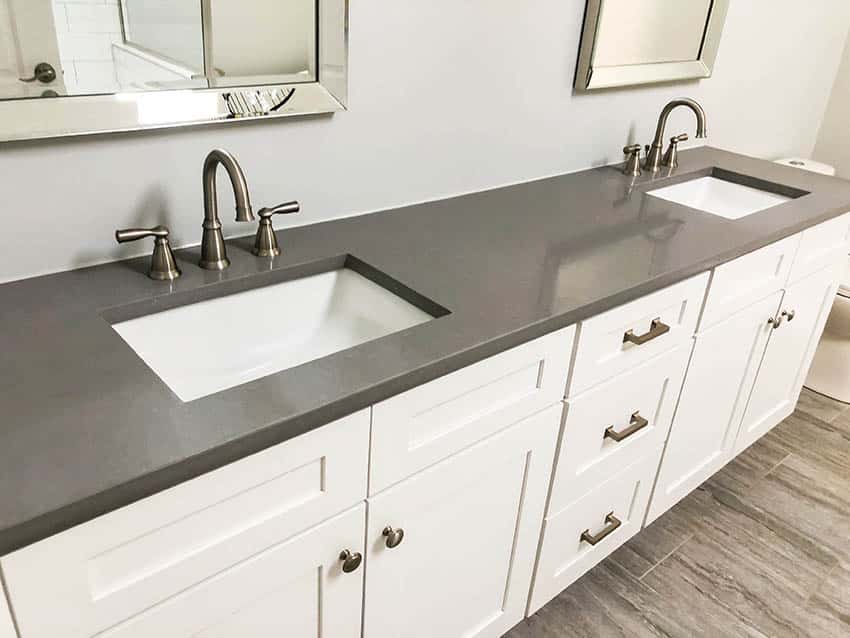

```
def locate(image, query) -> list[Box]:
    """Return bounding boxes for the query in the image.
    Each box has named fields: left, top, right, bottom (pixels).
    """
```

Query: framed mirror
left=0, top=0, right=347, bottom=142
left=575, top=0, right=729, bottom=91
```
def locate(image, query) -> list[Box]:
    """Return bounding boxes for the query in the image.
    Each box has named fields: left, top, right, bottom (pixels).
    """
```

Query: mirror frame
left=0, top=0, right=348, bottom=143
left=574, top=0, right=729, bottom=91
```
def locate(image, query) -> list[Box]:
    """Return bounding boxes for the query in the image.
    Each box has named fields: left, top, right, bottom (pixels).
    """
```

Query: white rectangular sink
left=648, top=176, right=793, bottom=220
left=113, top=267, right=438, bottom=401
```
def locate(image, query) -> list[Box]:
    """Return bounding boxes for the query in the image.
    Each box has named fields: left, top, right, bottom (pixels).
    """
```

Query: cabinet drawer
left=94, top=506, right=364, bottom=638
left=549, top=345, right=689, bottom=515
left=568, top=273, right=708, bottom=396
left=699, top=235, right=799, bottom=329
left=2, top=410, right=370, bottom=638
left=789, top=212, right=850, bottom=283
left=528, top=453, right=657, bottom=615
left=370, top=326, right=574, bottom=494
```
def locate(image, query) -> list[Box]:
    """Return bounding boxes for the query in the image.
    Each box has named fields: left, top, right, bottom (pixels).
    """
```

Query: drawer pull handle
left=623, top=318, right=670, bottom=346
left=339, top=549, right=363, bottom=573
left=782, top=309, right=796, bottom=322
left=580, top=512, right=622, bottom=546
left=383, top=526, right=405, bottom=549
left=604, top=411, right=649, bottom=442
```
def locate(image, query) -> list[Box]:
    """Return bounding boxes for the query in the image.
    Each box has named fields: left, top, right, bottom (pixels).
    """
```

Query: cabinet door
left=363, top=405, right=560, bottom=638
left=735, top=264, right=840, bottom=454
left=0, top=592, right=14, bottom=638
left=88, top=506, right=366, bottom=638
left=646, top=291, right=782, bottom=524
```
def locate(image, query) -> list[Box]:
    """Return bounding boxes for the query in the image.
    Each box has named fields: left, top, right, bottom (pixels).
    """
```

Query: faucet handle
left=622, top=144, right=642, bottom=177
left=661, top=133, right=689, bottom=169
left=252, top=201, right=301, bottom=257
left=115, top=225, right=182, bottom=281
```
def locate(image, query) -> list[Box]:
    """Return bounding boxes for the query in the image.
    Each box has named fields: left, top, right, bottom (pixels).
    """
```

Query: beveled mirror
left=575, top=0, right=728, bottom=91
left=0, top=0, right=347, bottom=141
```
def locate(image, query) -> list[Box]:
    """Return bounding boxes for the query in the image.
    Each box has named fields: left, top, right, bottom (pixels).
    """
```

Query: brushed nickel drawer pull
left=604, top=411, right=649, bottom=442
left=580, top=512, right=622, bottom=546
left=623, top=318, right=670, bottom=346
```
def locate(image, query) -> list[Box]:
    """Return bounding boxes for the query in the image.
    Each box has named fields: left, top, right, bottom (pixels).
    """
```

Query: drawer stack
left=528, top=273, right=709, bottom=614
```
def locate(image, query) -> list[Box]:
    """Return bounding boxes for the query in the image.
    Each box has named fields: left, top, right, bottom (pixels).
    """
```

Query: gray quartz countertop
left=3, top=146, right=850, bottom=554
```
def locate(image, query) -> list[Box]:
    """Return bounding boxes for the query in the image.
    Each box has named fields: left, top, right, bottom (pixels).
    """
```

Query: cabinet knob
left=338, top=549, right=362, bottom=573
left=781, top=309, right=796, bottom=322
left=382, top=526, right=405, bottom=549
left=768, top=315, right=783, bottom=329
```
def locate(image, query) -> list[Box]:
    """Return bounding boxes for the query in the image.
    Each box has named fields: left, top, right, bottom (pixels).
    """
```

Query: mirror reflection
left=0, top=0, right=316, bottom=100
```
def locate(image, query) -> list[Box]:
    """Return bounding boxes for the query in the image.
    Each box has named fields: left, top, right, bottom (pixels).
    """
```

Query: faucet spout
left=645, top=98, right=707, bottom=173
left=199, top=149, right=255, bottom=270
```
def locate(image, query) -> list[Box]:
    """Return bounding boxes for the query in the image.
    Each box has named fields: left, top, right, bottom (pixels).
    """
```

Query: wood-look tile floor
left=506, top=388, right=850, bottom=638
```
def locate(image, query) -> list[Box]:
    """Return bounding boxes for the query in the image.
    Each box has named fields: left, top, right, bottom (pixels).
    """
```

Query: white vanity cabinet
left=646, top=291, right=781, bottom=522
left=0, top=594, right=14, bottom=638
left=734, top=263, right=841, bottom=454
left=364, top=405, right=561, bottom=638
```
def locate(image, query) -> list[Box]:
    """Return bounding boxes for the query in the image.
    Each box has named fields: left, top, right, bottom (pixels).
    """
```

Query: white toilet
left=776, top=158, right=850, bottom=402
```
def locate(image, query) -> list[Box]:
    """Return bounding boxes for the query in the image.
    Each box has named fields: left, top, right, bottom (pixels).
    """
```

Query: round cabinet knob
left=782, top=309, right=796, bottom=322
left=382, top=526, right=405, bottom=549
left=339, top=549, right=362, bottom=573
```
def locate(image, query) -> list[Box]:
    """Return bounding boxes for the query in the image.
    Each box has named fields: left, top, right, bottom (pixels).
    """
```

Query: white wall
left=814, top=30, right=850, bottom=178
left=1, top=0, right=849, bottom=284
left=53, top=0, right=122, bottom=94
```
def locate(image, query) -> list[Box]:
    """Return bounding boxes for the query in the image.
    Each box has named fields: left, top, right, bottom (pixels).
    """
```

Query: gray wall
left=2, top=0, right=849, bottom=283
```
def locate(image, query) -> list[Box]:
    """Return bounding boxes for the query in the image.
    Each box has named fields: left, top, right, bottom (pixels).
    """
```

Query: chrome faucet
left=199, top=149, right=255, bottom=270
left=644, top=98, right=707, bottom=173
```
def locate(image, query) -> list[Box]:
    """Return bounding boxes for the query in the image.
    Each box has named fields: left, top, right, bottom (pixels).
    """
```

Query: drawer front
left=99, top=506, right=365, bottom=638
left=369, top=326, right=574, bottom=494
left=528, top=453, right=657, bottom=615
left=789, top=212, right=850, bottom=283
left=568, top=273, right=709, bottom=396
left=2, top=410, right=370, bottom=638
left=549, top=345, right=690, bottom=515
left=700, top=235, right=799, bottom=329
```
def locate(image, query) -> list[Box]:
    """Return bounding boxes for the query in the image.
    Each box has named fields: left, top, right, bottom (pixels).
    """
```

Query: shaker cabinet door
left=0, top=593, right=14, bottom=638
left=646, top=291, right=782, bottom=524
left=363, top=405, right=560, bottom=638
left=735, top=264, right=841, bottom=455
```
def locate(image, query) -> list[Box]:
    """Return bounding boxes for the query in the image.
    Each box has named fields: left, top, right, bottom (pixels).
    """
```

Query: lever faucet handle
left=252, top=200, right=301, bottom=257
left=661, top=133, right=688, bottom=169
left=115, top=225, right=182, bottom=281
left=622, top=144, right=642, bottom=177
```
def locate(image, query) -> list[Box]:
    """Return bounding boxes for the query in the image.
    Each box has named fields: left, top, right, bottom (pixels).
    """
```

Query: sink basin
left=648, top=173, right=804, bottom=220
left=112, top=263, right=442, bottom=401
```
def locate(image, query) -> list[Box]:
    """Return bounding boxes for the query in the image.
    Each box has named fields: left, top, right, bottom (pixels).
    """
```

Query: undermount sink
left=648, top=171, right=807, bottom=220
left=111, top=261, right=444, bottom=402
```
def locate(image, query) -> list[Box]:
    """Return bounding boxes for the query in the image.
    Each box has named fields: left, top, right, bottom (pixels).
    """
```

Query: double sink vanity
left=1, top=145, right=850, bottom=637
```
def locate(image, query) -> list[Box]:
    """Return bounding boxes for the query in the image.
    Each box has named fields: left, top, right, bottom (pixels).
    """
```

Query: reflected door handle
left=19, top=62, right=57, bottom=84
left=604, top=411, right=649, bottom=442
